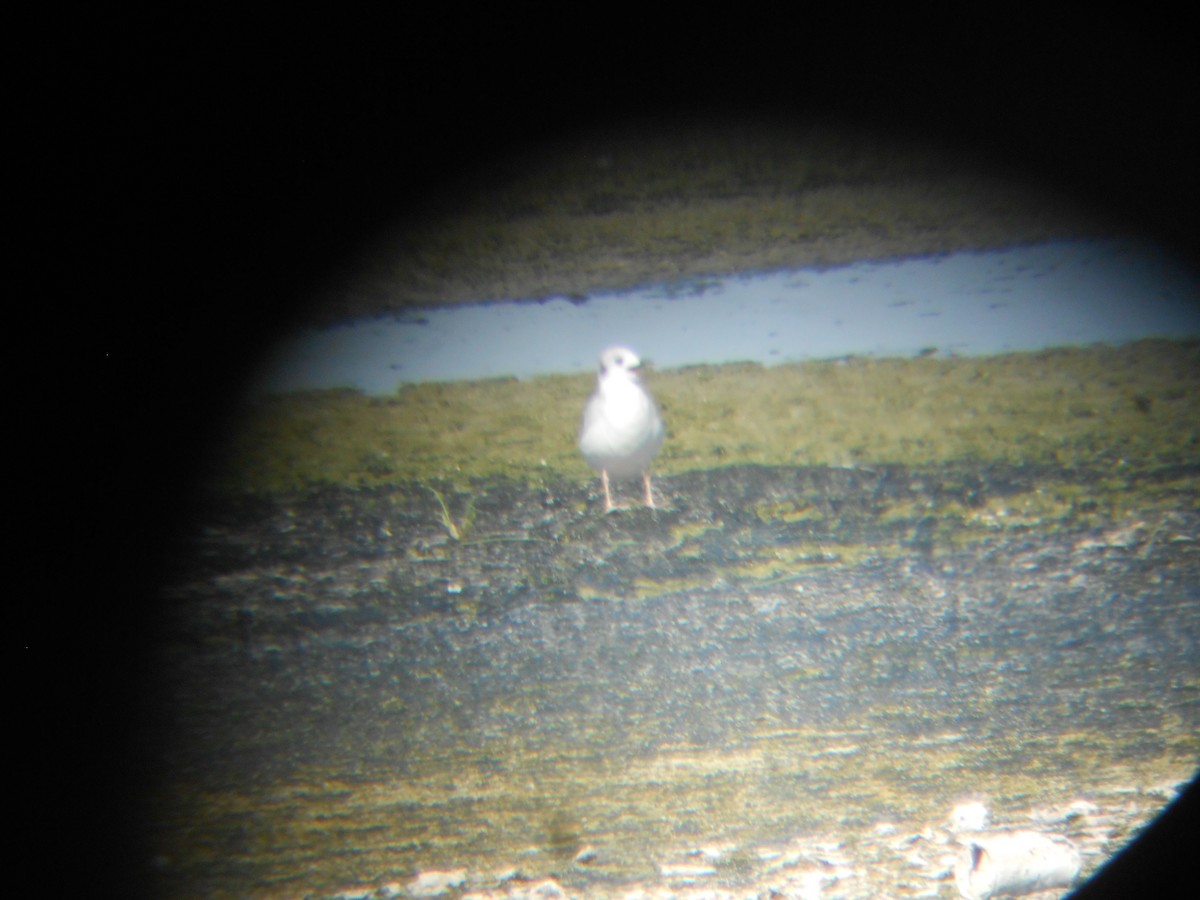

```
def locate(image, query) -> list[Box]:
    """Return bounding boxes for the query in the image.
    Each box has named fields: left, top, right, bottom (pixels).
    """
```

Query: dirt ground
left=147, top=462, right=1199, bottom=898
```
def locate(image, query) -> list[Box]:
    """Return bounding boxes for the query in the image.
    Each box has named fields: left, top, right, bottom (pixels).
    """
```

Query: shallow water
left=249, top=238, right=1200, bottom=395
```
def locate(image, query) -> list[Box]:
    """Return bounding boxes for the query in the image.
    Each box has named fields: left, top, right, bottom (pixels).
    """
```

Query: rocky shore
left=147, top=463, right=1199, bottom=898
left=320, top=790, right=1184, bottom=899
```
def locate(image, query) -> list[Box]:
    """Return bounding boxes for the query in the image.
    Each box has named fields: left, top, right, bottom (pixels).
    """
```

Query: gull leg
left=601, top=469, right=615, bottom=513
left=643, top=471, right=656, bottom=508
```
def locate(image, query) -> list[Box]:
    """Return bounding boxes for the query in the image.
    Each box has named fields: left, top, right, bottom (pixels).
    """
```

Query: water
left=249, top=237, right=1200, bottom=396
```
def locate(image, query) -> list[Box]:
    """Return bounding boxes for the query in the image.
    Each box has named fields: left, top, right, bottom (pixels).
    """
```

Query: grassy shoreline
left=213, top=339, right=1199, bottom=497
left=210, top=124, right=1193, bottom=503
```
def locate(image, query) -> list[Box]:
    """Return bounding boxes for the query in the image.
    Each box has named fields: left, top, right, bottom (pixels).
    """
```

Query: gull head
left=597, top=346, right=646, bottom=382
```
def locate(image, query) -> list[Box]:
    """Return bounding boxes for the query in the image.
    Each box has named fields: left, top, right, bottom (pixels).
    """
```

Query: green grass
left=211, top=339, right=1200, bottom=496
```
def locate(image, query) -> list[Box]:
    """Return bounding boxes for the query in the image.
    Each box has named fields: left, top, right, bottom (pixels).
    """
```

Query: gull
left=579, top=346, right=665, bottom=512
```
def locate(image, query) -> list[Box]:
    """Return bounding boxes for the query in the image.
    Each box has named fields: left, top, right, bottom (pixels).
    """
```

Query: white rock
left=785, top=867, right=835, bottom=900
left=521, top=877, right=566, bottom=899
left=955, top=831, right=1081, bottom=900
left=948, top=801, right=990, bottom=833
left=1147, top=781, right=1184, bottom=801
left=409, top=868, right=468, bottom=897
left=574, top=845, right=599, bottom=864
left=928, top=856, right=956, bottom=880
left=658, top=862, right=718, bottom=879
left=686, top=843, right=731, bottom=860
left=489, top=866, right=522, bottom=884
left=1064, top=799, right=1099, bottom=819
left=1030, top=799, right=1099, bottom=825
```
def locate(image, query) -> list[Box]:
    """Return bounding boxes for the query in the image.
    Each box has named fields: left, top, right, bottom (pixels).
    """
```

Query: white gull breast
left=579, top=346, right=664, bottom=479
